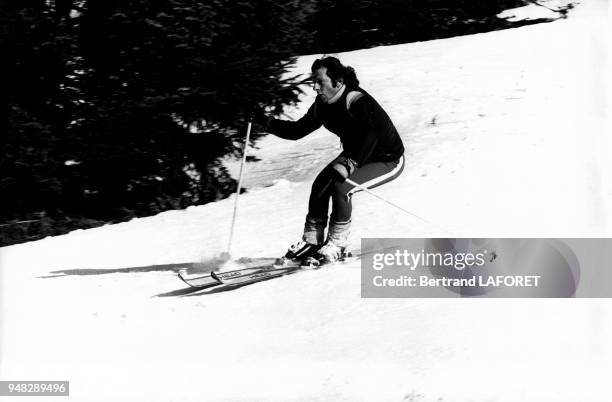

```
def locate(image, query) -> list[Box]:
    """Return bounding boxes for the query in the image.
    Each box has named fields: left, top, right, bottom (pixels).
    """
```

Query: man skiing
left=258, top=56, right=405, bottom=264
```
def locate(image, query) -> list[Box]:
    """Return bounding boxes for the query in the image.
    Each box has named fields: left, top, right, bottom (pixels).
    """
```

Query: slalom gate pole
left=226, top=120, right=252, bottom=258
left=345, top=178, right=433, bottom=225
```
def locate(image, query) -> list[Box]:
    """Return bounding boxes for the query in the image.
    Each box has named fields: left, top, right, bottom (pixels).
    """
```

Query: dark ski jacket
left=268, top=87, right=404, bottom=166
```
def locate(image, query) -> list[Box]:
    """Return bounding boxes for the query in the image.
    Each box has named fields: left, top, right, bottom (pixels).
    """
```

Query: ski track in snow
left=1, top=1, right=611, bottom=401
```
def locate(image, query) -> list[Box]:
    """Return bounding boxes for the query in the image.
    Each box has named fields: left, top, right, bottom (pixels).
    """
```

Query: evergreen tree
left=1, top=0, right=316, bottom=246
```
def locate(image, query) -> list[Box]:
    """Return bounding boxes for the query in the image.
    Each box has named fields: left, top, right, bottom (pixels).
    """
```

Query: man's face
left=312, top=67, right=343, bottom=103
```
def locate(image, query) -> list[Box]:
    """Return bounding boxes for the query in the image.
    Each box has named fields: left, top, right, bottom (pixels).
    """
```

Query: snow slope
left=1, top=1, right=610, bottom=401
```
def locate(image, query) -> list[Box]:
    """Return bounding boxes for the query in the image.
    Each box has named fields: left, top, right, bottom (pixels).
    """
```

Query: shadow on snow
left=38, top=262, right=201, bottom=279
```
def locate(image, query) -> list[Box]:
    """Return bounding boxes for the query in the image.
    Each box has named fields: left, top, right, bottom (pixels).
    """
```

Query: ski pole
left=345, top=178, right=433, bottom=225
left=226, top=119, right=252, bottom=258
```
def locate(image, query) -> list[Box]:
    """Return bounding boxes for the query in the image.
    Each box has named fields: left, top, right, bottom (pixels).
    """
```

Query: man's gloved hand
left=250, top=108, right=271, bottom=129
left=330, top=156, right=358, bottom=182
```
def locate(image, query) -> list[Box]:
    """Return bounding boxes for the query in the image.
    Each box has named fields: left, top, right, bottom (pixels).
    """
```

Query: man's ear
left=335, top=79, right=344, bottom=88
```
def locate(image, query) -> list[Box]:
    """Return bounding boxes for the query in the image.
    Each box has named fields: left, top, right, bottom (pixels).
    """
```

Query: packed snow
left=1, top=1, right=610, bottom=401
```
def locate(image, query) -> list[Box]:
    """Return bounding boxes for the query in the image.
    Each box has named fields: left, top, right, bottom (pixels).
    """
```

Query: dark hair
left=311, top=56, right=359, bottom=88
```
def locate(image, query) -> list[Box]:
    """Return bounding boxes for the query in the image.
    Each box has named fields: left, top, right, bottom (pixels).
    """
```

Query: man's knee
left=332, top=180, right=352, bottom=199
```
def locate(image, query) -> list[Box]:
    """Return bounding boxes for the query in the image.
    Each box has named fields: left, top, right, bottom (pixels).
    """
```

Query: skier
left=257, top=56, right=405, bottom=264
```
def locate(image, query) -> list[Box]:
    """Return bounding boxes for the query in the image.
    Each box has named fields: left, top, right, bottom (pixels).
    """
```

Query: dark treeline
left=304, top=0, right=570, bottom=53
left=1, top=0, right=567, bottom=246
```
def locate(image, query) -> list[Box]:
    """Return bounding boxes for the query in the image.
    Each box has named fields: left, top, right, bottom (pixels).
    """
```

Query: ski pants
left=308, top=154, right=405, bottom=224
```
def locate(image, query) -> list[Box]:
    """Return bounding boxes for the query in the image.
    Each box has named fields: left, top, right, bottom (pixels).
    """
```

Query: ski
left=213, top=252, right=358, bottom=286
left=211, top=258, right=301, bottom=284
left=177, top=258, right=298, bottom=288
left=178, top=271, right=220, bottom=288
left=214, top=266, right=301, bottom=286
left=212, top=263, right=289, bottom=281
left=176, top=250, right=362, bottom=289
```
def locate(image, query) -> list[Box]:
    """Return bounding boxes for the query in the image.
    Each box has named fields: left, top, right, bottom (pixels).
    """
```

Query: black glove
left=250, top=108, right=271, bottom=129
left=329, top=156, right=358, bottom=182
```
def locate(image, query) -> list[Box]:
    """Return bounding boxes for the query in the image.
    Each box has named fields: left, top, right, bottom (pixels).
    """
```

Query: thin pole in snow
left=226, top=120, right=252, bottom=258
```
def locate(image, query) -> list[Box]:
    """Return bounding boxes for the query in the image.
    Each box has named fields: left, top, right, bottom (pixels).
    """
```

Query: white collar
left=327, top=84, right=346, bottom=104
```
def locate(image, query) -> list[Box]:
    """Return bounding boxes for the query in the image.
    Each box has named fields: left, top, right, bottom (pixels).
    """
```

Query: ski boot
left=301, top=219, right=351, bottom=268
left=301, top=242, right=351, bottom=268
left=275, top=216, right=326, bottom=266
left=273, top=240, right=321, bottom=267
